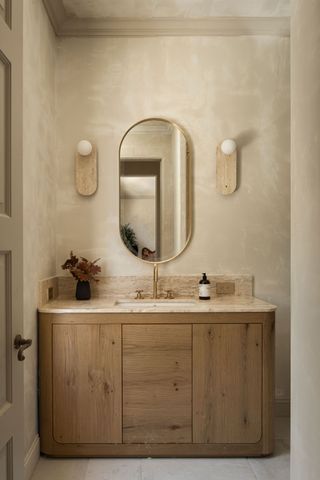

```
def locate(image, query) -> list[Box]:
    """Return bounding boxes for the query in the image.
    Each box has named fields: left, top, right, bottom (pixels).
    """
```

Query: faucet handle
left=135, top=289, right=144, bottom=299
left=164, top=289, right=174, bottom=299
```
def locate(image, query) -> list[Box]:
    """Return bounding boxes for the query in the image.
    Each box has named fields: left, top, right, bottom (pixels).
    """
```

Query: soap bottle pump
left=199, top=273, right=211, bottom=300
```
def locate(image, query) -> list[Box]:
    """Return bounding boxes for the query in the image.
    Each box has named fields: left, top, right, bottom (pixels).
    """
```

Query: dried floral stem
left=61, top=251, right=101, bottom=282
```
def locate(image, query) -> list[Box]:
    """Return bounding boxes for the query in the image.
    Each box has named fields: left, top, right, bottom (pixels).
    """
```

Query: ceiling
left=62, top=0, right=290, bottom=19
left=43, top=0, right=290, bottom=37
left=121, top=177, right=156, bottom=199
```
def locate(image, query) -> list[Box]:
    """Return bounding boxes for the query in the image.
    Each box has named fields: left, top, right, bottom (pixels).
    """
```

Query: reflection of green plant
left=120, top=224, right=138, bottom=256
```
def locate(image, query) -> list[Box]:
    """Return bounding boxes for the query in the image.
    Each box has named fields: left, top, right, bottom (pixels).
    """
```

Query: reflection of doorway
left=120, top=159, right=161, bottom=259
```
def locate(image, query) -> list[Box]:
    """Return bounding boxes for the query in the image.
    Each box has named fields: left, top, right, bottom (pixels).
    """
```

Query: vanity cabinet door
left=193, top=323, right=262, bottom=444
left=123, top=324, right=192, bottom=444
left=52, top=324, right=122, bottom=444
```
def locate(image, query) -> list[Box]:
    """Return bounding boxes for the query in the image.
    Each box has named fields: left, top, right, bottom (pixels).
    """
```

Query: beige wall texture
left=23, top=0, right=57, bottom=457
left=55, top=36, right=290, bottom=401
left=291, top=0, right=320, bottom=477
left=22, top=3, right=291, bottom=459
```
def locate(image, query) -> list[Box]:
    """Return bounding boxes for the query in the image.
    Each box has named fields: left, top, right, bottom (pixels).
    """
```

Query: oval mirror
left=119, top=118, right=191, bottom=263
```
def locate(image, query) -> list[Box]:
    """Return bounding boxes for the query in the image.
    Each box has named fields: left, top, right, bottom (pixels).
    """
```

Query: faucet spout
left=153, top=264, right=159, bottom=299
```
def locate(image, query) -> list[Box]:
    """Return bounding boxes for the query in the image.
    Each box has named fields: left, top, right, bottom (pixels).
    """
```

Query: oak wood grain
left=52, top=324, right=122, bottom=443
left=123, top=324, right=192, bottom=443
left=261, top=315, right=275, bottom=454
left=40, top=440, right=268, bottom=457
left=39, top=317, right=53, bottom=453
left=193, top=323, right=262, bottom=444
left=39, top=312, right=275, bottom=457
left=39, top=311, right=272, bottom=325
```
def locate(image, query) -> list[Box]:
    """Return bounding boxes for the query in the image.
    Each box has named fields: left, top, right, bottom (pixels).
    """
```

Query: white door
left=0, top=1, right=26, bottom=479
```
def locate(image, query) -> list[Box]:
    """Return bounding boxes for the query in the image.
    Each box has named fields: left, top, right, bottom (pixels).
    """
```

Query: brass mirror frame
left=118, top=117, right=192, bottom=265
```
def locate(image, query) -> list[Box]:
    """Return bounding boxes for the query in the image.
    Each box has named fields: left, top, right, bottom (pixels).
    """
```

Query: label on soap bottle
left=199, top=284, right=211, bottom=299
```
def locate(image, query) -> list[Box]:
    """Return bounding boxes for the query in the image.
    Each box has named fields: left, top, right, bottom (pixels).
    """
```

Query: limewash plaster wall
left=291, top=0, right=320, bottom=477
left=55, top=36, right=290, bottom=400
left=23, top=0, right=57, bottom=459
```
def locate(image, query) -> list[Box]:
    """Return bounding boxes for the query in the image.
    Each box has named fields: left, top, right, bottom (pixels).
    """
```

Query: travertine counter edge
left=38, top=295, right=276, bottom=314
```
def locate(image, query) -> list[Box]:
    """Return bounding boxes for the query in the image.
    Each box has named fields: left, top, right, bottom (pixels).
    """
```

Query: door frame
left=0, top=1, right=24, bottom=479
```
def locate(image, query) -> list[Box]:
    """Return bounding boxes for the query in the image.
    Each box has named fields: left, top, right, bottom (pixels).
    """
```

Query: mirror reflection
left=119, top=119, right=190, bottom=263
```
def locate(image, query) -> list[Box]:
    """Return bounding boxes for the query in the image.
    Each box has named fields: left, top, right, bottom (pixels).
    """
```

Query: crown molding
left=42, top=0, right=66, bottom=33
left=60, top=17, right=290, bottom=37
left=42, top=1, right=290, bottom=37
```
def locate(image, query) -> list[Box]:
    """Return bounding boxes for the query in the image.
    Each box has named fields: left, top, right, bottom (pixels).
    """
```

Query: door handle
left=14, top=335, right=32, bottom=361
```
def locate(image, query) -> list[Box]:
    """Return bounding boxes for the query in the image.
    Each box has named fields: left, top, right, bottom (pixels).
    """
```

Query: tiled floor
left=31, top=418, right=290, bottom=480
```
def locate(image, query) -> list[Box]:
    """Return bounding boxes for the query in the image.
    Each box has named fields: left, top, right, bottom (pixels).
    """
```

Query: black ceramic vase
left=76, top=280, right=91, bottom=300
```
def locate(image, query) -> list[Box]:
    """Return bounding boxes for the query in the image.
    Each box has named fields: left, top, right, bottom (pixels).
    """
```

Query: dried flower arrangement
left=61, top=251, right=101, bottom=282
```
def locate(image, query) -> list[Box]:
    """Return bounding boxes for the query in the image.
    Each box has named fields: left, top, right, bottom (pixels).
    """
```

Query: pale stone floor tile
left=31, top=457, right=89, bottom=480
left=248, top=440, right=290, bottom=480
left=31, top=419, right=290, bottom=480
left=141, top=458, right=256, bottom=480
left=85, top=459, right=142, bottom=480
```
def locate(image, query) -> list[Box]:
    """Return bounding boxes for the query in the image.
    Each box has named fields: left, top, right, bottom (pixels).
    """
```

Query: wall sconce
left=216, top=138, right=237, bottom=195
left=75, top=139, right=97, bottom=196
left=77, top=140, right=93, bottom=156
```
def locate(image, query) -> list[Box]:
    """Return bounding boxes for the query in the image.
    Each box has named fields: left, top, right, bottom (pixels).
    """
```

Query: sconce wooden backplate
left=75, top=145, right=97, bottom=196
left=216, top=145, right=237, bottom=195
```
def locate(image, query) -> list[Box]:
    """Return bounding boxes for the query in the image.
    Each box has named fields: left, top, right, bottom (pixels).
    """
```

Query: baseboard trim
left=275, top=398, right=290, bottom=417
left=24, top=434, right=40, bottom=480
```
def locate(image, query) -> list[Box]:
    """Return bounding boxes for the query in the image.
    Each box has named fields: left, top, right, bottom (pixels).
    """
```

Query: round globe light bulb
left=77, top=140, right=93, bottom=156
left=221, top=139, right=237, bottom=155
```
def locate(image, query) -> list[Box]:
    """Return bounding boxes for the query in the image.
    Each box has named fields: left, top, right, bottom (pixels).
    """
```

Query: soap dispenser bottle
left=199, top=273, right=211, bottom=300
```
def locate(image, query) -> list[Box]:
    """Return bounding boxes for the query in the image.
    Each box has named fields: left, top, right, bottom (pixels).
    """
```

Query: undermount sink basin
left=115, top=300, right=197, bottom=308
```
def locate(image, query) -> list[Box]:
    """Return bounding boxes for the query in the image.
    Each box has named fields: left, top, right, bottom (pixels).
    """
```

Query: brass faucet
left=153, top=264, right=159, bottom=299
left=165, top=289, right=174, bottom=299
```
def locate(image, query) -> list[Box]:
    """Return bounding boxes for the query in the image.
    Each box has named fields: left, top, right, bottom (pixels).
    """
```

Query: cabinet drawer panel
left=123, top=325, right=192, bottom=444
left=193, top=324, right=262, bottom=444
left=52, top=324, right=122, bottom=444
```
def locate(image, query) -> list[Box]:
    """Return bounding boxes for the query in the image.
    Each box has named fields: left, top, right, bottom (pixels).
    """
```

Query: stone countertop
left=38, top=295, right=276, bottom=314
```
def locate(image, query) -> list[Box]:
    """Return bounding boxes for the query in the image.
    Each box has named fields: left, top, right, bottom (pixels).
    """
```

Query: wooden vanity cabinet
left=193, top=324, right=263, bottom=444
left=52, top=324, right=122, bottom=444
left=39, top=312, right=274, bottom=457
left=123, top=324, right=192, bottom=444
